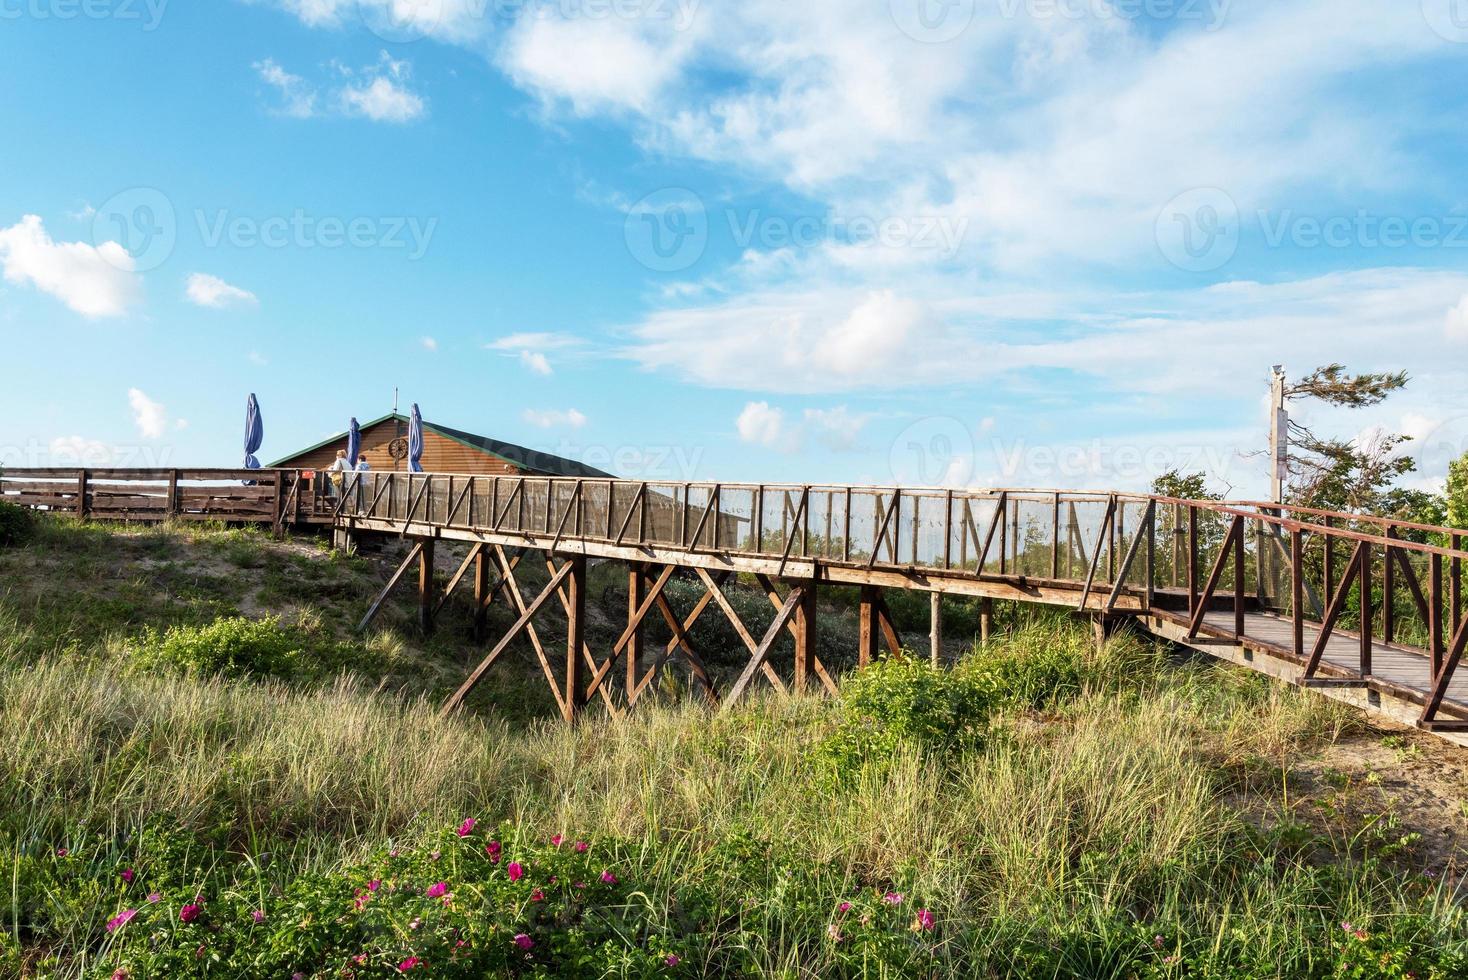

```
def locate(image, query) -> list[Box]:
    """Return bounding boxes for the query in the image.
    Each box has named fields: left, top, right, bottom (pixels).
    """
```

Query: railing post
left=1051, top=492, right=1061, bottom=579
left=75, top=469, right=88, bottom=519
left=1430, top=553, right=1444, bottom=679
left=1323, top=516, right=1335, bottom=599
left=167, top=469, right=180, bottom=519
left=943, top=490, right=953, bottom=570
left=1234, top=517, right=1246, bottom=638
left=1452, top=533, right=1462, bottom=638
left=1291, top=527, right=1304, bottom=658
left=1360, top=542, right=1373, bottom=676
left=1383, top=526, right=1397, bottom=645
left=1187, top=506, right=1199, bottom=618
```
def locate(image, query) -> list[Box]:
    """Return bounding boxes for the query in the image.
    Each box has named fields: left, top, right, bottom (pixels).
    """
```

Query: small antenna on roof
left=393, top=387, right=399, bottom=416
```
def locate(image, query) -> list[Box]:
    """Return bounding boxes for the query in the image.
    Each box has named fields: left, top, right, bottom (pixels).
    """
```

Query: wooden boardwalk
left=5, top=468, right=1467, bottom=741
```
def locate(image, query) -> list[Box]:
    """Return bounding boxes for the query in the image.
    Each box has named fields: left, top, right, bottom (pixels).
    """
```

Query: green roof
left=269, top=413, right=614, bottom=478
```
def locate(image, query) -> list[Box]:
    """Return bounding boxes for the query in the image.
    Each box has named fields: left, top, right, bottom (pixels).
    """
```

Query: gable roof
left=269, top=413, right=614, bottom=479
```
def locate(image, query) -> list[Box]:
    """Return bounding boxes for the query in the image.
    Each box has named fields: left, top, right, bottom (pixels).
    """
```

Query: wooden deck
left=6, top=467, right=1468, bottom=740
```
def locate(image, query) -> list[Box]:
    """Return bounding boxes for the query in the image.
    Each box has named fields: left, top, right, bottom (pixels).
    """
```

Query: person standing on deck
left=328, top=449, right=350, bottom=498
left=355, top=456, right=371, bottom=471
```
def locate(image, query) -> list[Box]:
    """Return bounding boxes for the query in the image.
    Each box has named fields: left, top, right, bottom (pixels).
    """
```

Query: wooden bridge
left=4, top=467, right=1467, bottom=742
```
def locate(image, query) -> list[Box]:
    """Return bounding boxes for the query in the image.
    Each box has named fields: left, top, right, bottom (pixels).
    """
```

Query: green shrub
left=820, top=655, right=1000, bottom=772
left=128, top=615, right=366, bottom=681
left=0, top=499, right=34, bottom=547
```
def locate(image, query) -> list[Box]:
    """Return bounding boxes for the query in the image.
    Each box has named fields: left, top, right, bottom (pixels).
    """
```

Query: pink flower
left=837, top=901, right=852, bottom=913
left=180, top=902, right=203, bottom=924
left=252, top=909, right=267, bottom=924
left=398, top=956, right=421, bottom=972
left=55, top=848, right=68, bottom=857
left=430, top=851, right=441, bottom=861
left=574, top=841, right=588, bottom=853
left=367, top=879, right=381, bottom=892
left=882, top=892, right=903, bottom=905
left=146, top=892, right=162, bottom=904
left=507, top=862, right=525, bottom=883
left=456, top=818, right=477, bottom=837
left=550, top=834, right=563, bottom=847
left=111, top=970, right=129, bottom=980
left=914, top=909, right=935, bottom=932
left=574, top=881, right=587, bottom=889
left=485, top=841, right=502, bottom=863
left=425, top=882, right=449, bottom=899
left=106, top=908, right=137, bottom=933
left=120, top=868, right=135, bottom=884
left=513, top=933, right=534, bottom=951
left=664, top=954, right=680, bottom=967
left=1153, top=935, right=1164, bottom=949
left=354, top=954, right=368, bottom=965
left=530, top=889, right=545, bottom=902
left=600, top=870, right=618, bottom=885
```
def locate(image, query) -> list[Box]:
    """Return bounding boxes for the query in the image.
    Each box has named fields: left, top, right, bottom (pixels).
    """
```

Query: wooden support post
left=858, top=585, right=878, bottom=668
left=564, top=555, right=587, bottom=722
left=418, top=538, right=436, bottom=635
left=793, top=580, right=816, bottom=696
left=1091, top=613, right=1108, bottom=654
left=1383, top=528, right=1397, bottom=646
left=1234, top=516, right=1246, bottom=639
left=1291, top=528, right=1304, bottom=659
left=472, top=546, right=490, bottom=643
left=627, top=565, right=644, bottom=696
left=929, top=592, right=942, bottom=666
left=75, top=469, right=87, bottom=519
left=1360, top=543, right=1373, bottom=677
left=1430, top=554, right=1444, bottom=679
left=1187, top=506, right=1198, bottom=618
left=167, top=469, right=180, bottom=519
left=979, top=597, right=994, bottom=644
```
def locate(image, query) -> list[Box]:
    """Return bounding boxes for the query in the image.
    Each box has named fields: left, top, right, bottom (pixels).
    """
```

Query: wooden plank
left=725, top=586, right=806, bottom=706
left=358, top=543, right=424, bottom=632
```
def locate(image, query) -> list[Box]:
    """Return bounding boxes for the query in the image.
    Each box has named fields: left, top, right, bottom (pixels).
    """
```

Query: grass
left=0, top=516, right=1465, bottom=976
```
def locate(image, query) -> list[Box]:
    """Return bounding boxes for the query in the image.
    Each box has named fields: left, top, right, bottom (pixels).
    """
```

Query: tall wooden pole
left=418, top=538, right=436, bottom=635
left=929, top=593, right=943, bottom=666
left=565, top=556, right=587, bottom=721
left=793, top=581, right=816, bottom=695
left=858, top=585, right=878, bottom=668
left=627, top=565, right=644, bottom=696
left=1269, top=365, right=1288, bottom=506
left=472, top=546, right=490, bottom=643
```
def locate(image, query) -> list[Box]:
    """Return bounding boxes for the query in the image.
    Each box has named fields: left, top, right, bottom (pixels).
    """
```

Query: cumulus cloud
left=522, top=408, right=587, bottom=429
left=1447, top=295, right=1468, bottom=343
left=127, top=388, right=177, bottom=439
left=421, top=336, right=438, bottom=351
left=736, top=401, right=786, bottom=448
left=736, top=402, right=868, bottom=453
left=186, top=272, right=258, bottom=309
left=48, top=436, right=117, bottom=467
left=0, top=215, right=140, bottom=317
left=519, top=350, right=552, bottom=375
left=255, top=53, right=425, bottom=123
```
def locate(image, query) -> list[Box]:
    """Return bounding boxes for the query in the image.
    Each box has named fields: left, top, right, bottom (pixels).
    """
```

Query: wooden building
left=269, top=413, right=613, bottom=478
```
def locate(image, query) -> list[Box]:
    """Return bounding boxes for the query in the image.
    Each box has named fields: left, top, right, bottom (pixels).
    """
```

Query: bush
left=0, top=499, right=33, bottom=547
left=819, top=655, right=1000, bottom=772
left=129, top=615, right=370, bottom=681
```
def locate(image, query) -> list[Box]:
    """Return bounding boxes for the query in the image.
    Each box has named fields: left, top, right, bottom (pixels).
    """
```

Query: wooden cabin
left=269, top=413, right=613, bottom=478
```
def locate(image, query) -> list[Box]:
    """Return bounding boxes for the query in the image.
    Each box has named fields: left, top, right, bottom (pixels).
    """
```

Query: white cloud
left=248, top=350, right=269, bottom=366
left=1446, top=295, right=1468, bottom=343
left=340, top=75, right=426, bottom=123
left=186, top=272, right=258, bottom=309
left=128, top=388, right=168, bottom=439
left=254, top=58, right=318, bottom=118
left=804, top=406, right=868, bottom=452
left=255, top=53, right=425, bottom=123
left=522, top=408, right=587, bottom=429
left=485, top=332, right=582, bottom=351
left=0, top=215, right=140, bottom=318
left=519, top=350, right=552, bottom=376
left=736, top=401, right=786, bottom=448
left=421, top=336, right=438, bottom=351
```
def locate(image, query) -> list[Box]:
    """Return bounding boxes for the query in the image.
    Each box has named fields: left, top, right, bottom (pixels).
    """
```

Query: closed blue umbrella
left=243, top=393, right=263, bottom=469
left=346, top=417, right=361, bottom=469
left=407, top=403, right=424, bottom=473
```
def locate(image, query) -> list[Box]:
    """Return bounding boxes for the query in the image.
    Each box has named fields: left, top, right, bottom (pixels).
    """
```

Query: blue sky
left=2, top=0, right=1467, bottom=496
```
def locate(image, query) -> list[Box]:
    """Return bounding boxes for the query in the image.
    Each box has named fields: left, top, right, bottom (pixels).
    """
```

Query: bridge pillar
left=979, top=597, right=994, bottom=644
left=929, top=593, right=943, bottom=666
left=472, top=546, right=490, bottom=643
left=564, top=555, right=587, bottom=722
left=793, top=579, right=817, bottom=695
left=417, top=538, right=436, bottom=635
left=627, top=565, right=644, bottom=697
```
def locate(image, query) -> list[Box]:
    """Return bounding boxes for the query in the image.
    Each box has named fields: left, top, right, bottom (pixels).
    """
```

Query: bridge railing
left=0, top=467, right=286, bottom=523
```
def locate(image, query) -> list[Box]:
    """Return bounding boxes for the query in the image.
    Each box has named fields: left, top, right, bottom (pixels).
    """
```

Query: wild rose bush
left=25, top=821, right=941, bottom=978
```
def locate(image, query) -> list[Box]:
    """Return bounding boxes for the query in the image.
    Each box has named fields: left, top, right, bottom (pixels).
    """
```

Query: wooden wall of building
left=275, top=421, right=523, bottom=476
